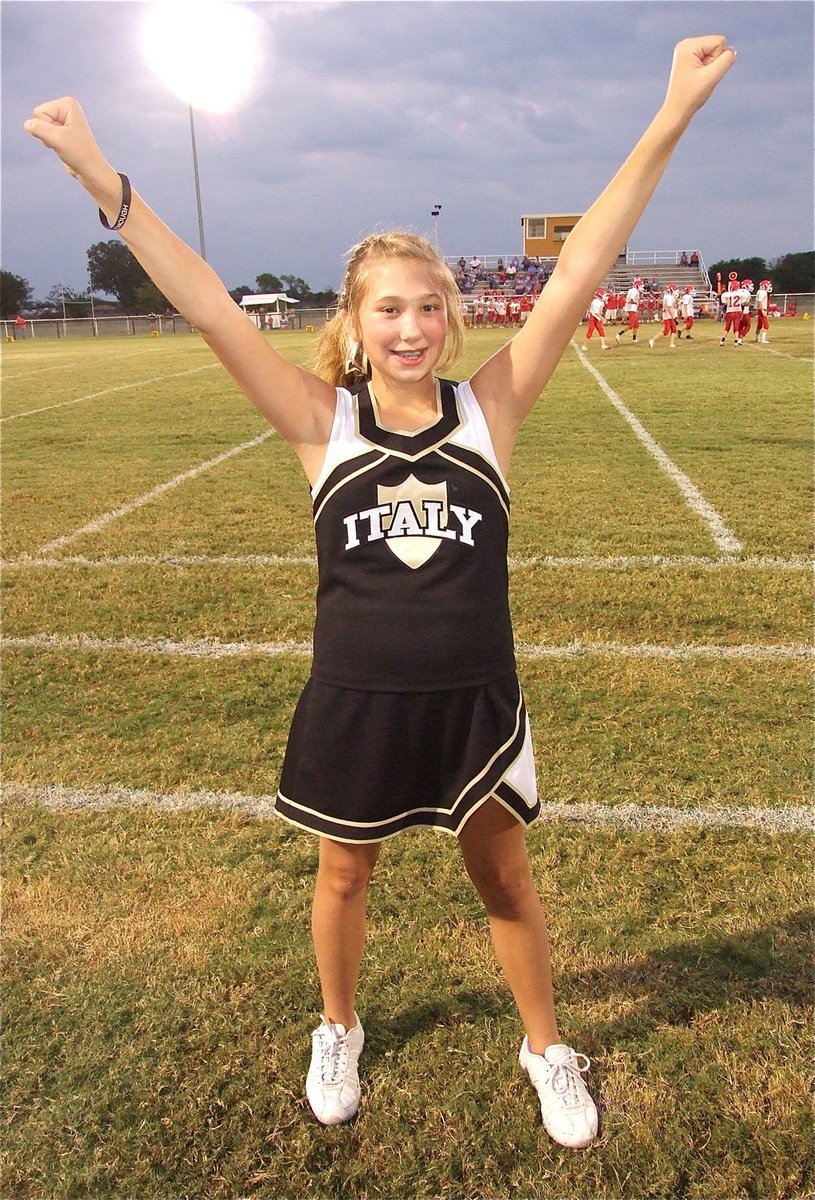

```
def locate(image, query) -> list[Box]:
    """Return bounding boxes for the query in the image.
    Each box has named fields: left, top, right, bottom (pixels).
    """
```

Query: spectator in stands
left=470, top=254, right=481, bottom=271
left=680, top=250, right=689, bottom=265
left=690, top=250, right=699, bottom=266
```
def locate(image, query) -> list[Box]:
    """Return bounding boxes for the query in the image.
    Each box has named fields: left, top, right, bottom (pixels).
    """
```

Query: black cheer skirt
left=274, top=672, right=540, bottom=844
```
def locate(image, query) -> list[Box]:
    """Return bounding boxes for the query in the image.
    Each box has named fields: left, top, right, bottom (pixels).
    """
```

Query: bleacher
left=602, top=260, right=712, bottom=297
left=446, top=251, right=714, bottom=301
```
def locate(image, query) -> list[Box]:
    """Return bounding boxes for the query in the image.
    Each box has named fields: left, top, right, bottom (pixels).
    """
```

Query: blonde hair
left=315, top=231, right=465, bottom=388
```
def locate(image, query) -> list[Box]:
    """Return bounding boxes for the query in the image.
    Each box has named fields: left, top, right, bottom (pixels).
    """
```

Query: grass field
left=2, top=318, right=813, bottom=1200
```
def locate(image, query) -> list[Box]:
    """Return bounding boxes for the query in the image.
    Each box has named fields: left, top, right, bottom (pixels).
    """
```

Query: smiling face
left=351, top=258, right=449, bottom=394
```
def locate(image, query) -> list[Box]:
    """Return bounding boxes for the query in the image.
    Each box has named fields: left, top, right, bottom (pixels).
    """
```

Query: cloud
left=2, top=0, right=812, bottom=300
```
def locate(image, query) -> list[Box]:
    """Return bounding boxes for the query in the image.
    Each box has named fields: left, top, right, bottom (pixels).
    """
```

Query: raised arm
left=471, top=35, right=736, bottom=468
left=24, top=98, right=336, bottom=479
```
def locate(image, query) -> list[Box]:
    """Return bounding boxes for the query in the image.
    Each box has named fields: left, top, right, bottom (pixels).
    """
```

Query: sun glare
left=142, top=1, right=268, bottom=114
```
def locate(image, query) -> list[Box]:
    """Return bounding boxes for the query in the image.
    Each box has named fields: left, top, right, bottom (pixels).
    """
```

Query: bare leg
left=458, top=799, right=560, bottom=1053
left=311, top=836, right=381, bottom=1028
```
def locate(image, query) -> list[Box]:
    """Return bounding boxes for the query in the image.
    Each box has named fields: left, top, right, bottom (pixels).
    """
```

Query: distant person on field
left=581, top=290, right=610, bottom=350
left=25, top=35, right=735, bottom=1151
left=677, top=286, right=695, bottom=338
left=737, top=279, right=754, bottom=342
left=754, top=279, right=772, bottom=343
left=719, top=273, right=743, bottom=345
left=615, top=277, right=643, bottom=343
left=648, top=283, right=679, bottom=349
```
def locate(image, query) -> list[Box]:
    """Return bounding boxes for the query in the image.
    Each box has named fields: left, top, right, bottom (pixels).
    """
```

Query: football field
left=2, top=320, right=813, bottom=1199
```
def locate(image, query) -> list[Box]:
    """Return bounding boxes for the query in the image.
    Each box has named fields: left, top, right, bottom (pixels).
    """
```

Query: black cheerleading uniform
left=275, top=377, right=540, bottom=843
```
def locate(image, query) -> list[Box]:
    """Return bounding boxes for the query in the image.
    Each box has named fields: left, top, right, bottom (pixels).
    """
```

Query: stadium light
left=142, top=1, right=269, bottom=260
left=431, top=204, right=442, bottom=250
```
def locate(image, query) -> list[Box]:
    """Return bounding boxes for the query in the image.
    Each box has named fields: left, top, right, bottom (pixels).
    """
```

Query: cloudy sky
left=2, top=0, right=812, bottom=302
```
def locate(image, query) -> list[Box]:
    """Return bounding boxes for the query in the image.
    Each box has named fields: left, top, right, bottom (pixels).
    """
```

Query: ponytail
left=314, top=311, right=371, bottom=389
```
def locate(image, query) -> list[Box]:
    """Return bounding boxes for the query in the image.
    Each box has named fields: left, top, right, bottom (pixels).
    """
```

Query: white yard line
left=509, top=553, right=811, bottom=570
left=4, top=552, right=810, bottom=571
left=3, top=780, right=811, bottom=835
left=4, top=632, right=812, bottom=662
left=1, top=363, right=220, bottom=421
left=1, top=362, right=77, bottom=380
left=743, top=342, right=814, bottom=363
left=515, top=639, right=813, bottom=662
left=3, top=632, right=313, bottom=659
left=572, top=345, right=743, bottom=554
left=1, top=348, right=161, bottom=382
left=34, top=429, right=275, bottom=556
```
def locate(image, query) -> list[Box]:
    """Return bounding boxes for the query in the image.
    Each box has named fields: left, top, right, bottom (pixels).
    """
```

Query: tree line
left=707, top=251, right=813, bottom=294
left=0, top=242, right=339, bottom=318
left=2, top=246, right=813, bottom=319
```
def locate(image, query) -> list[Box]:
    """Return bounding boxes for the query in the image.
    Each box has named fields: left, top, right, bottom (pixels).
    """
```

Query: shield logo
left=377, top=475, right=449, bottom=569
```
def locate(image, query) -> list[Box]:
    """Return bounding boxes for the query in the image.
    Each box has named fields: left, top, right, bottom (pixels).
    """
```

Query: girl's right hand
left=24, top=97, right=112, bottom=189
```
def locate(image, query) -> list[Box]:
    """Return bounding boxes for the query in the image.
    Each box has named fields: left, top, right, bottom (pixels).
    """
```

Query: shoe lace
left=319, top=1026, right=350, bottom=1085
left=548, top=1051, right=592, bottom=1107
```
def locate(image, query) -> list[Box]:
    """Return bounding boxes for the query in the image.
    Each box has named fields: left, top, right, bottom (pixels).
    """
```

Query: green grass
left=2, top=320, right=813, bottom=1199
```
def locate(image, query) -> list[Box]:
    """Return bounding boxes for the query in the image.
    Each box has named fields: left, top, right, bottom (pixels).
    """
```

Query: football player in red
left=648, top=284, right=679, bottom=348
left=754, top=280, right=772, bottom=343
left=677, top=286, right=695, bottom=338
left=738, top=279, right=754, bottom=342
left=582, top=290, right=610, bottom=350
left=615, top=277, right=643, bottom=342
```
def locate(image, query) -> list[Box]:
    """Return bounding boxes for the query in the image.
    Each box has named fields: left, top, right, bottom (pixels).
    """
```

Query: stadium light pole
left=141, top=2, right=269, bottom=266
left=187, top=103, right=207, bottom=261
left=431, top=204, right=442, bottom=251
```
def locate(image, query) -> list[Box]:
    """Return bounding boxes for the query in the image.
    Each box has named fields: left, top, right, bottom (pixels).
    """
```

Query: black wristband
left=99, top=173, right=131, bottom=231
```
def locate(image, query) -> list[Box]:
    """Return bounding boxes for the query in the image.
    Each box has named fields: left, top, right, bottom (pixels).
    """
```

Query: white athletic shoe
left=648, top=338, right=655, bottom=349
left=519, top=1038, right=598, bottom=1149
left=614, top=332, right=622, bottom=344
left=306, top=1013, right=364, bottom=1125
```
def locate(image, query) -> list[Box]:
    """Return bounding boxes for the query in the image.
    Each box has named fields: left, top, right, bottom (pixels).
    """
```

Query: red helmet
left=632, top=278, right=643, bottom=288
left=595, top=289, right=607, bottom=299
left=684, top=285, right=694, bottom=294
left=741, top=279, right=754, bottom=292
left=667, top=283, right=678, bottom=292
left=759, top=279, right=772, bottom=291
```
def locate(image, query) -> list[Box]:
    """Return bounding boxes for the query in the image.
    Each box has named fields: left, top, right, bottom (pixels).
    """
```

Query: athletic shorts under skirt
left=274, top=672, right=540, bottom=844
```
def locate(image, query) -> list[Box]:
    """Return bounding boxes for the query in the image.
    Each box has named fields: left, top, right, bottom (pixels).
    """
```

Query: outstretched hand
left=24, top=97, right=110, bottom=185
left=664, top=35, right=737, bottom=121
